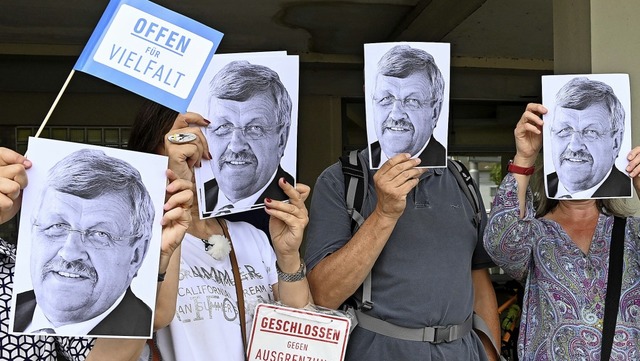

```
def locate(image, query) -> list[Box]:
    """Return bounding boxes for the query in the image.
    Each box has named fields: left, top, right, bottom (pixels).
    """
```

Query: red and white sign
left=248, top=303, right=351, bottom=361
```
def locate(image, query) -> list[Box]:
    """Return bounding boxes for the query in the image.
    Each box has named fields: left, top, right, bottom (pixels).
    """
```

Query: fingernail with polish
left=265, top=198, right=272, bottom=203
left=203, top=118, right=211, bottom=124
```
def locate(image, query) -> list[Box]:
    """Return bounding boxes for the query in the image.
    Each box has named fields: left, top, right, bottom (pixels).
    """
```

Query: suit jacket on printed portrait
left=203, top=165, right=294, bottom=236
left=13, top=287, right=152, bottom=337
left=546, top=166, right=631, bottom=198
left=370, top=136, right=446, bottom=168
left=204, top=165, right=294, bottom=212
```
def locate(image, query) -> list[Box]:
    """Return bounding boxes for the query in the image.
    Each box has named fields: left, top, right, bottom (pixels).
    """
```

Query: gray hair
left=43, top=148, right=155, bottom=247
left=209, top=60, right=292, bottom=133
left=555, top=77, right=625, bottom=134
left=376, top=45, right=445, bottom=107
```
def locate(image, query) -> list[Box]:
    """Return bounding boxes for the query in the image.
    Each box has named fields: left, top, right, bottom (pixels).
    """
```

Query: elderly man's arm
left=472, top=268, right=500, bottom=361
left=307, top=154, right=424, bottom=309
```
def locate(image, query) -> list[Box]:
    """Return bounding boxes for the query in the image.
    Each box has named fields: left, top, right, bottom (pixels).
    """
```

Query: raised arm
left=512, top=103, right=546, bottom=217
left=267, top=178, right=313, bottom=308
left=483, top=103, right=547, bottom=282
left=153, top=170, right=192, bottom=328
left=306, top=153, right=424, bottom=309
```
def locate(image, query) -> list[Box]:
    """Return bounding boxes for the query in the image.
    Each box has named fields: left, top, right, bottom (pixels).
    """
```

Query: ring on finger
left=167, top=133, right=197, bottom=144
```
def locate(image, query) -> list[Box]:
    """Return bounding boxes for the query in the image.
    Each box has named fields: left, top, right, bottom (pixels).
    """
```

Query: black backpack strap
left=447, top=159, right=482, bottom=237
left=339, top=150, right=367, bottom=232
left=339, top=150, right=373, bottom=310
left=601, top=216, right=626, bottom=361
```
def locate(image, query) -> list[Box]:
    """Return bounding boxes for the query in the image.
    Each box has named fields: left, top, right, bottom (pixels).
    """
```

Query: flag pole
left=34, top=69, right=75, bottom=138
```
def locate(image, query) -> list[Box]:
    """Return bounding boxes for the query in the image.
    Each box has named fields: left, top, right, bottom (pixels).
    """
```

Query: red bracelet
left=507, top=160, right=535, bottom=175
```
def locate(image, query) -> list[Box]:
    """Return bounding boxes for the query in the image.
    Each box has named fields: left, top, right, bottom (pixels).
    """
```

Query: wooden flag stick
left=34, top=69, right=75, bottom=138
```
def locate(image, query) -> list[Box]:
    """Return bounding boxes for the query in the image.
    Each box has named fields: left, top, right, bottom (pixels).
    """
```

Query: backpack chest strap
left=355, top=310, right=473, bottom=343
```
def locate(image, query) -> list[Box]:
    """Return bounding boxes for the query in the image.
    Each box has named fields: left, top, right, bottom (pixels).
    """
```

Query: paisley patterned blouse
left=484, top=174, right=640, bottom=360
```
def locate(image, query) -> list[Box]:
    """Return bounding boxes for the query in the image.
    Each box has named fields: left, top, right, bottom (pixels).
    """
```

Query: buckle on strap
left=355, top=310, right=473, bottom=343
left=424, top=323, right=468, bottom=343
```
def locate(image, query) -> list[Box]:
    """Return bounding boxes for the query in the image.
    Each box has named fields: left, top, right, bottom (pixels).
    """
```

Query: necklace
left=200, top=218, right=231, bottom=260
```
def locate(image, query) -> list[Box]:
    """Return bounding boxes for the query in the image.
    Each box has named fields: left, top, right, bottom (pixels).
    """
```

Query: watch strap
left=276, top=262, right=306, bottom=282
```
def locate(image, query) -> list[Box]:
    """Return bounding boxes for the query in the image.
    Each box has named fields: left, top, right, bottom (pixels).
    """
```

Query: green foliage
left=490, top=163, right=502, bottom=185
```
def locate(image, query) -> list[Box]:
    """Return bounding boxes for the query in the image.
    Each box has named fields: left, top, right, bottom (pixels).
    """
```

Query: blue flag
left=75, top=0, right=224, bottom=112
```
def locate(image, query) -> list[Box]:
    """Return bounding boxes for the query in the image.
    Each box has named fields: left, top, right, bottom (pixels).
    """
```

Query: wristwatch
left=276, top=262, right=306, bottom=282
left=507, top=160, right=535, bottom=175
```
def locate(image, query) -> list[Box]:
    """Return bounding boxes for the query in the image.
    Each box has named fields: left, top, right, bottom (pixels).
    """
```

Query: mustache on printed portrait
left=560, top=149, right=593, bottom=165
left=218, top=150, right=258, bottom=170
left=381, top=118, right=414, bottom=135
left=42, top=259, right=98, bottom=284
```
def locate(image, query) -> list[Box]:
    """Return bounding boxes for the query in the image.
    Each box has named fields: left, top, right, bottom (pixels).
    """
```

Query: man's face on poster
left=207, top=92, right=287, bottom=202
left=551, top=104, right=621, bottom=192
left=30, top=188, right=146, bottom=326
left=372, top=71, right=440, bottom=157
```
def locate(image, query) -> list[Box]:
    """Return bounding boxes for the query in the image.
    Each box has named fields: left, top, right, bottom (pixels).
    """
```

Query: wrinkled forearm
left=307, top=209, right=398, bottom=309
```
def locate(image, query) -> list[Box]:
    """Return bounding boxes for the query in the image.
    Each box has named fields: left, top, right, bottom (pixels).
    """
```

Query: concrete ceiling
left=0, top=0, right=553, bottom=68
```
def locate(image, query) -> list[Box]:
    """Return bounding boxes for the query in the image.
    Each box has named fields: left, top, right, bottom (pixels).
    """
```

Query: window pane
left=52, top=128, right=69, bottom=140
left=87, top=129, right=102, bottom=144
left=104, top=129, right=120, bottom=144
left=16, top=128, right=34, bottom=142
left=69, top=128, right=85, bottom=142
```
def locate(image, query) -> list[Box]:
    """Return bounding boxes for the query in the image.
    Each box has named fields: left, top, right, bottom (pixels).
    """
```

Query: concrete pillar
left=469, top=160, right=479, bottom=187
left=553, top=0, right=640, bottom=210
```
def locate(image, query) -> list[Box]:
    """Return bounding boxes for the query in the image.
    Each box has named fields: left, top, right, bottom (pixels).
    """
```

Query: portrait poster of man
left=364, top=42, right=450, bottom=169
left=542, top=74, right=633, bottom=200
left=10, top=137, right=168, bottom=338
left=187, top=52, right=298, bottom=218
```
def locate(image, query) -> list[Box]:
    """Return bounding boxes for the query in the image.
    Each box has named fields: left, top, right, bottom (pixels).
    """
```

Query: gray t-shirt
left=304, top=150, right=493, bottom=360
